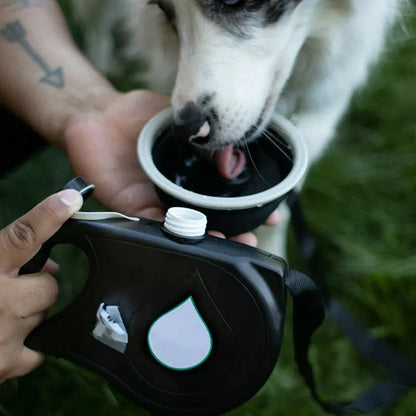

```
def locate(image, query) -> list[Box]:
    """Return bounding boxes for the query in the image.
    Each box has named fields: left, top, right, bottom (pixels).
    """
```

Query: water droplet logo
left=148, top=297, right=213, bottom=371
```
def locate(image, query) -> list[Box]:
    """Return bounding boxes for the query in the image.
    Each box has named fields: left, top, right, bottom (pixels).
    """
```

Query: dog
left=74, top=0, right=403, bottom=255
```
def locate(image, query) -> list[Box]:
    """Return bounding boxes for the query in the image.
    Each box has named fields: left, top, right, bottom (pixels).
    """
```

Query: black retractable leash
left=19, top=178, right=414, bottom=415
left=20, top=178, right=325, bottom=416
left=287, top=191, right=416, bottom=415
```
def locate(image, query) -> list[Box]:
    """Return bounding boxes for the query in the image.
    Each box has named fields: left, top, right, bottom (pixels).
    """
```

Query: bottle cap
left=164, top=207, right=207, bottom=238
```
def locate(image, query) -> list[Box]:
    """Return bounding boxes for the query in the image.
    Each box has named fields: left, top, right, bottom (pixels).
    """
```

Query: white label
left=148, top=297, right=213, bottom=370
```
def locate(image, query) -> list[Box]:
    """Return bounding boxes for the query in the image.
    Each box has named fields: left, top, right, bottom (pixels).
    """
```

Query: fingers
left=0, top=187, right=71, bottom=383
left=264, top=209, right=279, bottom=226
left=4, top=347, right=45, bottom=381
left=208, top=230, right=258, bottom=247
left=224, top=210, right=280, bottom=246
left=0, top=272, right=54, bottom=383
left=41, top=258, right=60, bottom=274
left=10, top=273, right=59, bottom=318
left=207, top=230, right=226, bottom=239
left=136, top=206, right=166, bottom=222
left=0, top=189, right=82, bottom=274
left=229, top=233, right=258, bottom=247
left=205, top=210, right=281, bottom=248
left=0, top=341, right=45, bottom=383
left=0, top=189, right=71, bottom=382
left=0, top=272, right=59, bottom=319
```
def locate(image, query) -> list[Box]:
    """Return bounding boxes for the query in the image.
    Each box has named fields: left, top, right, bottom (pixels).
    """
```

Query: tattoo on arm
left=1, top=20, right=65, bottom=89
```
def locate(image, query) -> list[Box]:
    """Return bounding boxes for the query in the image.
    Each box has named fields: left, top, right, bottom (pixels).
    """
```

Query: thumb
left=0, top=189, right=83, bottom=274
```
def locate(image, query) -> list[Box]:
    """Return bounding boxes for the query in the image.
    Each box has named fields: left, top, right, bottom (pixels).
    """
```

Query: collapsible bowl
left=138, top=107, right=308, bottom=236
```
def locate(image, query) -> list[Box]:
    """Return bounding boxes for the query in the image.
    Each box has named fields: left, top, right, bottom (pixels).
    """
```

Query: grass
left=0, top=2, right=416, bottom=415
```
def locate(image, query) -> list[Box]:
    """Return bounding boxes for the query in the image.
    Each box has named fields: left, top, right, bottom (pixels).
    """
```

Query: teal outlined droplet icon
left=148, top=296, right=213, bottom=371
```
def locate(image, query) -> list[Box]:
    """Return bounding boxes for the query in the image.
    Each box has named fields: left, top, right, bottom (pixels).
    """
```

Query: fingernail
left=59, top=189, right=83, bottom=211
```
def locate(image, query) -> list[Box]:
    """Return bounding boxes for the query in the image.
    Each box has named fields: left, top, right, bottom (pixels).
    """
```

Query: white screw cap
left=164, top=207, right=207, bottom=238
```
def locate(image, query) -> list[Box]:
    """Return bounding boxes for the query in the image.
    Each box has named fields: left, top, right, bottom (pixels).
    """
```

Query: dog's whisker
left=262, top=129, right=293, bottom=163
left=268, top=123, right=292, bottom=150
left=243, top=128, right=272, bottom=188
left=263, top=123, right=290, bottom=147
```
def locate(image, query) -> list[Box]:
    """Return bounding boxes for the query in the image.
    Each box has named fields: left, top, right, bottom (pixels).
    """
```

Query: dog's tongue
left=215, top=145, right=246, bottom=180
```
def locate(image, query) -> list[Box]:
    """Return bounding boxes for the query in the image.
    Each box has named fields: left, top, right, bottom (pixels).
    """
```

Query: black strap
left=286, top=191, right=416, bottom=414
left=286, top=270, right=354, bottom=415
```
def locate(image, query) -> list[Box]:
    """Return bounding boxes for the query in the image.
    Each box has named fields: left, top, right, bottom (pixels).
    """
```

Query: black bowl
left=138, top=108, right=308, bottom=236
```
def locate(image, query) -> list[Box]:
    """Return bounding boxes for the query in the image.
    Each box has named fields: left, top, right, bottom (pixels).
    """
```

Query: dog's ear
left=147, top=0, right=176, bottom=24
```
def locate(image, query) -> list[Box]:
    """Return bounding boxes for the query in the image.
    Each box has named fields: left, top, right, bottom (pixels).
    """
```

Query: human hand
left=0, top=189, right=82, bottom=382
left=63, top=89, right=169, bottom=220
left=63, top=89, right=278, bottom=246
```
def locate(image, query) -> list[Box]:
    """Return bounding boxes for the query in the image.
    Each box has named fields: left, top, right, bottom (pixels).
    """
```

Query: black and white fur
left=75, top=0, right=403, bottom=255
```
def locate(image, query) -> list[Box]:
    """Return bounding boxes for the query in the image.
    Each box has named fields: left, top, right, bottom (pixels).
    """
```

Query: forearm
left=0, top=0, right=117, bottom=145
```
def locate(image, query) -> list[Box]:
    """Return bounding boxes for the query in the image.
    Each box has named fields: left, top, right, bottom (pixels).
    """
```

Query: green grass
left=1, top=3, right=416, bottom=416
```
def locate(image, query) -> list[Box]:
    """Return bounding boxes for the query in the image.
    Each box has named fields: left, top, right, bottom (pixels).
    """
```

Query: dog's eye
left=223, top=0, right=241, bottom=5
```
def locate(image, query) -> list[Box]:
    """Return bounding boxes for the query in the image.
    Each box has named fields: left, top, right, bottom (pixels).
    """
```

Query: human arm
left=0, top=0, right=169, bottom=219
left=0, top=0, right=276, bottom=246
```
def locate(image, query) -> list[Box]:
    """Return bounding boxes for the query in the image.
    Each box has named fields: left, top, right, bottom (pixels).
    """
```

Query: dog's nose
left=174, top=101, right=209, bottom=143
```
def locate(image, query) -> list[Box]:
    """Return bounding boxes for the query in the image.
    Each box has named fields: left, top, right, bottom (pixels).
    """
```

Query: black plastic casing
left=25, top=216, right=287, bottom=416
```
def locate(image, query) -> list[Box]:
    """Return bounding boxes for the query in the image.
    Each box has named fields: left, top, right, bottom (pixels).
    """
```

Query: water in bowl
left=152, top=125, right=293, bottom=198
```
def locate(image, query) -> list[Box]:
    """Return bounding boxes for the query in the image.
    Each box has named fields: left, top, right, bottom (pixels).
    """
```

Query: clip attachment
left=62, top=177, right=95, bottom=199
left=92, top=303, right=128, bottom=353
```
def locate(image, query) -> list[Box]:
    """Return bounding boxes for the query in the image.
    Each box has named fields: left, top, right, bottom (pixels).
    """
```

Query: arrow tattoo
left=1, top=20, right=65, bottom=89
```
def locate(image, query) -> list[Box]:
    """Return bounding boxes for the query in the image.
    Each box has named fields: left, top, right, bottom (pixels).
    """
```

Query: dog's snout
left=174, top=101, right=210, bottom=143
left=177, top=101, right=205, bottom=126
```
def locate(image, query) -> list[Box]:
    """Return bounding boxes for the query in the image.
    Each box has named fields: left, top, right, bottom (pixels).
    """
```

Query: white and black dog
left=75, top=0, right=403, bottom=255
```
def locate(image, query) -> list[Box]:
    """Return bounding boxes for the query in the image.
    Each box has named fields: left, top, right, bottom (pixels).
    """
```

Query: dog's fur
left=74, top=0, right=403, bottom=255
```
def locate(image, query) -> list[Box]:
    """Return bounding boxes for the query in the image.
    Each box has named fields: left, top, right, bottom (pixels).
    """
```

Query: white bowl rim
left=138, top=107, right=308, bottom=210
